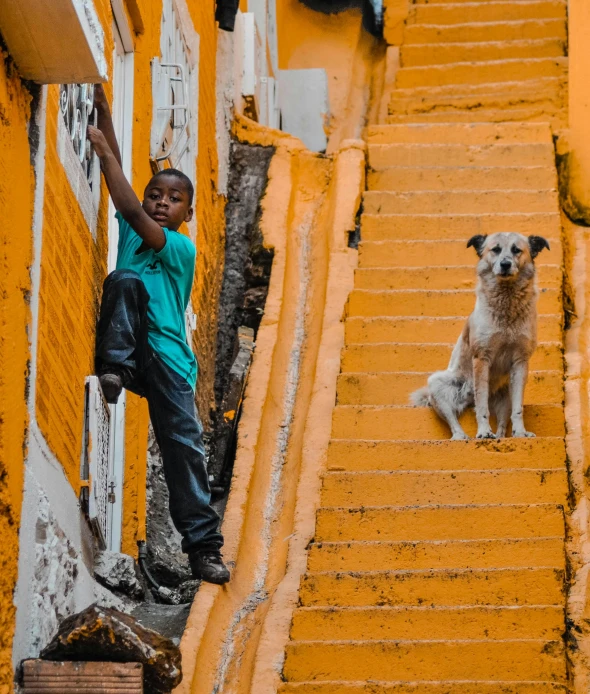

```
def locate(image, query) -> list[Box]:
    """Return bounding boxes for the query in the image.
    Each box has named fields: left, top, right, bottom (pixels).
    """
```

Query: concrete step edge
left=286, top=638, right=564, bottom=645
left=396, top=57, right=568, bottom=71
left=317, top=502, right=565, bottom=510
left=363, top=189, right=558, bottom=195
left=304, top=566, right=565, bottom=576
left=294, top=603, right=564, bottom=611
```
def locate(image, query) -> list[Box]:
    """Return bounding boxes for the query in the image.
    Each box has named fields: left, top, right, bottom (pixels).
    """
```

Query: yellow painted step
left=388, top=78, right=566, bottom=115
left=407, top=1, right=566, bottom=25
left=346, top=289, right=561, bottom=317
left=331, top=405, right=564, bottom=439
left=386, top=108, right=565, bottom=125
left=354, top=266, right=562, bottom=289
left=291, top=604, right=564, bottom=641
left=344, top=316, right=562, bottom=342
left=366, top=123, right=551, bottom=145
left=414, top=0, right=561, bottom=4
left=279, top=681, right=568, bottom=694
left=403, top=18, right=566, bottom=44
left=308, top=537, right=564, bottom=571
left=369, top=143, right=554, bottom=169
left=361, top=213, right=561, bottom=240
left=395, top=58, right=567, bottom=90
left=340, top=342, right=562, bottom=372
left=299, top=567, right=565, bottom=607
left=400, top=39, right=565, bottom=67
left=315, top=504, right=565, bottom=541
left=321, top=468, right=567, bottom=506
left=326, top=437, right=566, bottom=471
left=283, top=639, right=566, bottom=683
left=367, top=166, right=557, bottom=192
left=358, top=240, right=562, bottom=268
left=363, top=190, right=557, bottom=215
left=337, top=370, right=563, bottom=406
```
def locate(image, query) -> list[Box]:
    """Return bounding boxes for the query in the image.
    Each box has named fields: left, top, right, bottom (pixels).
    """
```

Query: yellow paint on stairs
left=279, top=684, right=568, bottom=694
left=406, top=1, right=566, bottom=25
left=401, top=38, right=565, bottom=67
left=345, top=315, right=563, bottom=340
left=337, top=369, right=563, bottom=405
left=291, top=604, right=565, bottom=641
left=280, top=0, right=569, bottom=687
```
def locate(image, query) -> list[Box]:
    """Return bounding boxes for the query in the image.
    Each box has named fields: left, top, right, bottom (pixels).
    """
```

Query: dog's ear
left=528, top=235, right=550, bottom=259
left=467, top=235, right=487, bottom=258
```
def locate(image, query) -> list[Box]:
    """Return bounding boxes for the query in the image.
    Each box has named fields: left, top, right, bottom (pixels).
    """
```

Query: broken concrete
left=145, top=428, right=191, bottom=588
left=94, top=550, right=144, bottom=600
left=132, top=603, right=193, bottom=642
left=214, top=141, right=274, bottom=409
left=40, top=603, right=182, bottom=694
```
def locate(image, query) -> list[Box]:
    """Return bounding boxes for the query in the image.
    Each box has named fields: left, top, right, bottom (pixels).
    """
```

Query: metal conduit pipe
left=137, top=541, right=182, bottom=605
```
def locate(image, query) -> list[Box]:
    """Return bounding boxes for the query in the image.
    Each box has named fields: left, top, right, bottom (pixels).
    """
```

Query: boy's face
left=142, top=174, right=193, bottom=231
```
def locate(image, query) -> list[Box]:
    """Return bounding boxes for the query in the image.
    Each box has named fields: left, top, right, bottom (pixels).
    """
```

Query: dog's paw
left=451, top=431, right=469, bottom=441
left=476, top=430, right=496, bottom=439
left=512, top=430, right=536, bottom=438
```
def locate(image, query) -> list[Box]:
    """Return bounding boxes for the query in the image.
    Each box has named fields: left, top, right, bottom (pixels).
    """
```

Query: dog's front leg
left=510, top=360, right=534, bottom=437
left=473, top=357, right=495, bottom=439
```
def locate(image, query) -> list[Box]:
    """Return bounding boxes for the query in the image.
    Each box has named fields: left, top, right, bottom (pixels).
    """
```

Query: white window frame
left=57, top=83, right=101, bottom=235
left=106, top=2, right=135, bottom=553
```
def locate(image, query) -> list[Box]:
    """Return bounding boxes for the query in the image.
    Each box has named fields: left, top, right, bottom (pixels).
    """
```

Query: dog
left=411, top=232, right=550, bottom=440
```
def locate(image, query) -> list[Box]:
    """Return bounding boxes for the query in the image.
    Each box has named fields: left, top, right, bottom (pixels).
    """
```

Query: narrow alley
left=3, top=0, right=590, bottom=693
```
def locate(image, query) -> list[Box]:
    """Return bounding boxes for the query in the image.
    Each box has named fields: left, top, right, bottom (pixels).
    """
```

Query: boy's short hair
left=149, top=168, right=194, bottom=204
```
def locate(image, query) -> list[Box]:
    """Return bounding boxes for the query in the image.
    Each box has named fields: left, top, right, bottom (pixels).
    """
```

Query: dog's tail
left=410, top=386, right=430, bottom=407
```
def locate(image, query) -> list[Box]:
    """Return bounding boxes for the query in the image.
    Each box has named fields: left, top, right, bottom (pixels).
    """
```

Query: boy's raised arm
left=87, top=125, right=166, bottom=252
left=94, top=85, right=123, bottom=169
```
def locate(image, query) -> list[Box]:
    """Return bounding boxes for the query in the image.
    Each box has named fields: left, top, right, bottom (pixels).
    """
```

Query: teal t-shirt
left=115, top=212, right=197, bottom=389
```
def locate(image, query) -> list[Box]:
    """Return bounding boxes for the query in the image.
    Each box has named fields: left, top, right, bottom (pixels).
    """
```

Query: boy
left=87, top=85, right=229, bottom=585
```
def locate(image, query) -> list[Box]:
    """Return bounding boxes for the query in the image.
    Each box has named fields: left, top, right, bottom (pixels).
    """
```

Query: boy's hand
left=87, top=125, right=112, bottom=159
left=93, top=84, right=109, bottom=113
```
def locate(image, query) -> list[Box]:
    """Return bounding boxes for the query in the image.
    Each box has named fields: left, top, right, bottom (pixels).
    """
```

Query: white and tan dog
left=411, top=232, right=550, bottom=440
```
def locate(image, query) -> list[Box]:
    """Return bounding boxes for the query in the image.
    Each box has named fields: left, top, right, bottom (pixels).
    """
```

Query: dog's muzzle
left=498, top=260, right=513, bottom=277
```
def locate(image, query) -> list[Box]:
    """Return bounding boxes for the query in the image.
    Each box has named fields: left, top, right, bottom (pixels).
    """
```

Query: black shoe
left=188, top=550, right=230, bottom=585
left=99, top=372, right=123, bottom=404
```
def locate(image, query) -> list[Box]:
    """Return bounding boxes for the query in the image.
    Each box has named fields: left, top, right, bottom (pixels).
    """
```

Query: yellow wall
left=189, top=0, right=226, bottom=424
left=0, top=51, right=34, bottom=692
left=35, top=0, right=113, bottom=492
left=566, top=0, right=590, bottom=222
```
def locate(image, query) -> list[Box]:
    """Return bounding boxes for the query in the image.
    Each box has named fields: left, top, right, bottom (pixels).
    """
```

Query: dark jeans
left=95, top=270, right=223, bottom=553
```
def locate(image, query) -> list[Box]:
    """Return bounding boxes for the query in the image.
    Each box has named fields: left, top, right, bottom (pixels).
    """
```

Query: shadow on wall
left=297, top=0, right=383, bottom=35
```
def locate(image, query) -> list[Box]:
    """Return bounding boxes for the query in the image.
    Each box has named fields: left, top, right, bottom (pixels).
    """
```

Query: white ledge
left=0, top=0, right=107, bottom=83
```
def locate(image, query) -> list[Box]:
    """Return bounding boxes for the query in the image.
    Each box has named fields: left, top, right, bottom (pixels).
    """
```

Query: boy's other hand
left=93, top=84, right=109, bottom=112
left=87, top=125, right=112, bottom=159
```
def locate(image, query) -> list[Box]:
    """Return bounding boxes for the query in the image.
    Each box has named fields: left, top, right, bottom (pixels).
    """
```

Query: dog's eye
left=511, top=245, right=522, bottom=255
left=492, top=246, right=501, bottom=254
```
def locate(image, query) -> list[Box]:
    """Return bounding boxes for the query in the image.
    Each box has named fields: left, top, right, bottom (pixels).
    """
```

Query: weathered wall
left=190, top=0, right=227, bottom=426
left=276, top=0, right=383, bottom=151
left=0, top=48, right=34, bottom=692
left=565, top=0, right=590, bottom=224
left=35, top=83, right=109, bottom=492
left=35, top=0, right=113, bottom=493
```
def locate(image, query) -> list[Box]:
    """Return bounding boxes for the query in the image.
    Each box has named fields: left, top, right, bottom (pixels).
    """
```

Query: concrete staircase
left=388, top=0, right=567, bottom=125
left=279, top=1, right=569, bottom=690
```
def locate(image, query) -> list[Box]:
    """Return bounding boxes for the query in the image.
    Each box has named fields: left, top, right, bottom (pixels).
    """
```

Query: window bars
left=83, top=376, right=112, bottom=549
left=59, top=83, right=98, bottom=191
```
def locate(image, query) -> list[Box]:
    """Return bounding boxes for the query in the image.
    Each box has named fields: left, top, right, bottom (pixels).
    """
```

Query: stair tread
left=281, top=0, right=568, bottom=677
